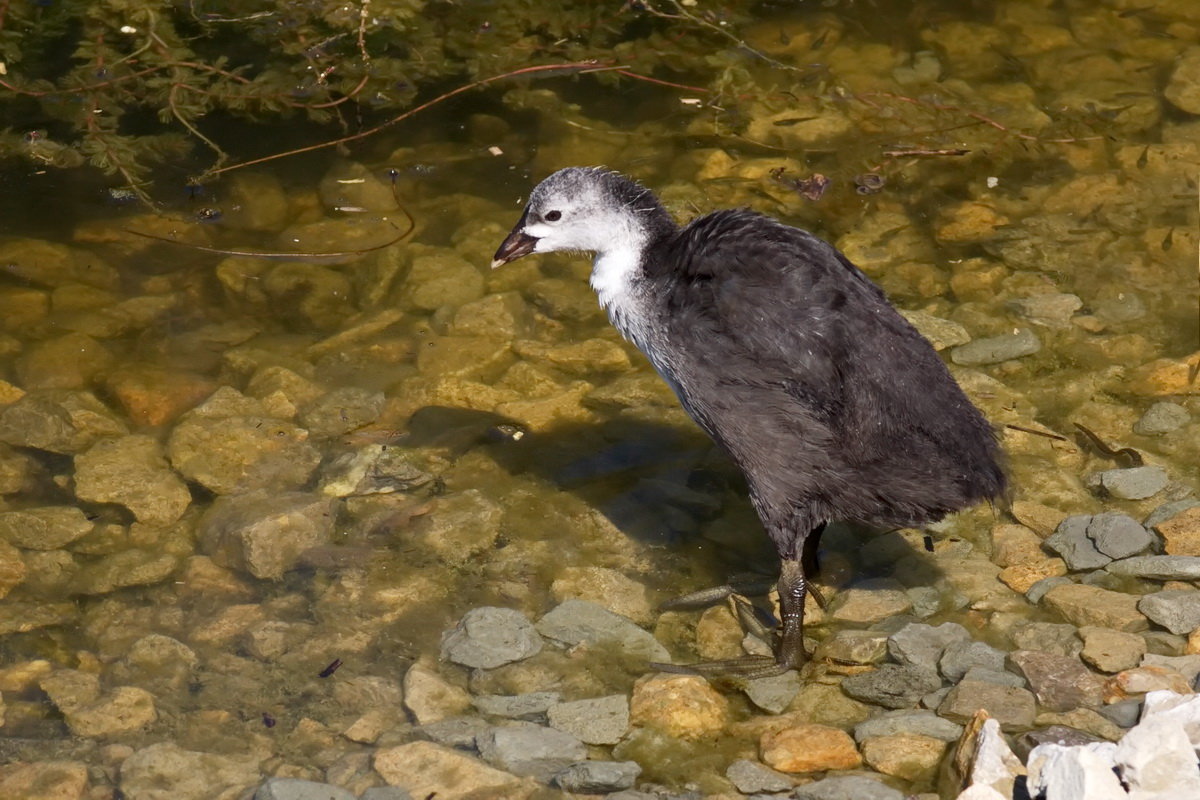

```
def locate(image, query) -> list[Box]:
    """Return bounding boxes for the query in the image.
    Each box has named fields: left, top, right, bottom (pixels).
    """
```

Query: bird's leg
left=774, top=555, right=809, bottom=671
left=801, top=522, right=827, bottom=610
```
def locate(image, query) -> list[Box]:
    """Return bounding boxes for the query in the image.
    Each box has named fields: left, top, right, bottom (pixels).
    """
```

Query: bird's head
left=491, top=167, right=662, bottom=268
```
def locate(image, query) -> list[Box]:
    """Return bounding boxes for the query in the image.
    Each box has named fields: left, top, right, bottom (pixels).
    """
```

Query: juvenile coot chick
left=493, top=167, right=1006, bottom=675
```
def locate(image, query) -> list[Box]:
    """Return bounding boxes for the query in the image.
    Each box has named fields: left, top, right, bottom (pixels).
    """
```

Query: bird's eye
left=544, top=210, right=562, bottom=222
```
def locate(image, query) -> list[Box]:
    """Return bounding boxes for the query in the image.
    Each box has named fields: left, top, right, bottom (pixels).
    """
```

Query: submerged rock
left=475, top=720, right=586, bottom=780
left=1095, top=465, right=1169, bottom=501
left=373, top=741, right=534, bottom=799
left=792, top=774, right=904, bottom=800
left=0, top=390, right=128, bottom=454
left=441, top=607, right=543, bottom=669
left=536, top=599, right=669, bottom=664
left=546, top=694, right=629, bottom=745
left=628, top=673, right=729, bottom=740
left=120, top=742, right=259, bottom=800
left=74, top=435, right=191, bottom=526
left=553, top=760, right=640, bottom=793
left=760, top=722, right=862, bottom=773
left=198, top=490, right=336, bottom=580
left=950, top=329, right=1041, bottom=366
left=40, top=669, right=156, bottom=737
left=842, top=663, right=943, bottom=709
left=0, top=507, right=93, bottom=550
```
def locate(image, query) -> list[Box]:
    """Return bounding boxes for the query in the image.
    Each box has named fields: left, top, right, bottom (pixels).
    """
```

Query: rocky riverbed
left=1, top=0, right=1199, bottom=798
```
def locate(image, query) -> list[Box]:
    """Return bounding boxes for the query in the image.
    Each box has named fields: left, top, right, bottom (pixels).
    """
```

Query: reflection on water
left=0, top=0, right=1198, bottom=797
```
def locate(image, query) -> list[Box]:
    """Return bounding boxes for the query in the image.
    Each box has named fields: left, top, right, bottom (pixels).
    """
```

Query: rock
left=1085, top=513, right=1155, bottom=560
left=546, top=695, right=629, bottom=745
left=1113, top=712, right=1200, bottom=797
left=950, top=329, right=1040, bottom=366
left=898, top=310, right=970, bottom=350
left=1104, top=666, right=1193, bottom=703
left=1014, top=725, right=1105, bottom=761
left=0, top=601, right=77, bottom=635
left=744, top=670, right=801, bottom=714
left=1027, top=576, right=1074, bottom=605
left=0, top=760, right=89, bottom=800
left=40, top=669, right=156, bottom=737
left=0, top=443, right=36, bottom=495
left=961, top=667, right=1027, bottom=688
left=990, top=523, right=1046, bottom=567
left=474, top=692, right=560, bottom=720
left=513, top=338, right=631, bottom=375
left=73, top=435, right=191, bottom=526
left=1138, top=590, right=1200, bottom=635
left=1011, top=622, right=1083, bottom=658
left=724, top=758, right=793, bottom=793
left=949, top=713, right=1026, bottom=799
left=628, top=673, right=729, bottom=740
left=1011, top=500, right=1068, bottom=537
left=373, top=741, right=535, bottom=800
left=888, top=622, right=971, bottom=670
left=1042, top=583, right=1148, bottom=632
left=111, top=634, right=197, bottom=694
left=317, top=444, right=434, bottom=498
left=1155, top=506, right=1200, bottom=557
left=1081, top=626, right=1147, bottom=673
left=1025, top=742, right=1126, bottom=800
left=415, top=716, right=491, bottom=749
left=254, top=778, right=358, bottom=800
left=1107, top=555, right=1200, bottom=581
left=1008, top=650, right=1104, bottom=712
left=1143, top=654, right=1200, bottom=684
left=815, top=629, right=889, bottom=665
left=1096, top=465, right=1169, bottom=500
left=940, top=641, right=1007, bottom=682
left=552, top=761, right=640, bottom=793
left=842, top=663, right=943, bottom=709
left=17, top=332, right=113, bottom=390
left=861, top=732, right=946, bottom=781
left=299, top=387, right=385, bottom=438
left=400, top=250, right=485, bottom=312
left=853, top=709, right=964, bottom=743
left=537, top=599, right=669, bottom=663
left=760, top=722, right=861, bottom=773
left=0, top=540, right=26, bottom=599
left=0, top=390, right=127, bottom=454
left=0, top=507, right=93, bottom=550
left=105, top=365, right=217, bottom=427
left=441, top=607, right=543, bottom=669
left=1000, top=559, right=1070, bottom=594
left=830, top=577, right=913, bottom=624
left=198, top=490, right=335, bottom=580
left=476, top=721, right=586, bottom=780
left=1007, top=293, right=1082, bottom=329
left=785, top=681, right=872, bottom=729
left=1165, top=47, right=1200, bottom=113
left=792, top=774, right=904, bottom=800
left=119, top=742, right=258, bottom=800
left=549, top=566, right=655, bottom=626
left=1134, top=401, right=1190, bottom=435
left=1045, top=516, right=1111, bottom=570
left=407, top=489, right=504, bottom=566
left=937, top=680, right=1037, bottom=731
left=402, top=660, right=471, bottom=725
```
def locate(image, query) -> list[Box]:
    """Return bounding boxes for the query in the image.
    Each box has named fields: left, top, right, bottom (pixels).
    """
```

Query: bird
left=492, top=166, right=1006, bottom=676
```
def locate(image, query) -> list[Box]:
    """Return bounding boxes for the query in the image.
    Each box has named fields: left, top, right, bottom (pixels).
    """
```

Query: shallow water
left=0, top=1, right=1198, bottom=798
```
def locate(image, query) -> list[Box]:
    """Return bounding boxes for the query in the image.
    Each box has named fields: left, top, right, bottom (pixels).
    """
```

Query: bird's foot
left=649, top=654, right=792, bottom=682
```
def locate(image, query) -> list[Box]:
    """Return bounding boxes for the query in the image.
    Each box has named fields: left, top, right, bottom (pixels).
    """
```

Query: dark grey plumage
left=494, top=167, right=1006, bottom=674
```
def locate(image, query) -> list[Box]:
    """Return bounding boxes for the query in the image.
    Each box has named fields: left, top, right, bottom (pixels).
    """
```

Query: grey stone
left=1134, top=402, right=1190, bottom=435
left=299, top=387, right=385, bottom=438
left=1114, top=714, right=1200, bottom=797
left=1145, top=500, right=1200, bottom=530
left=937, top=680, right=1037, bottom=731
left=553, top=761, right=641, bottom=793
left=961, top=666, right=1027, bottom=688
left=1007, top=650, right=1103, bottom=712
left=198, top=490, right=336, bottom=581
left=841, top=663, right=943, bottom=709
left=1026, top=576, right=1074, bottom=605
left=1137, top=590, right=1200, bottom=635
left=1097, top=466, right=1169, bottom=501
left=744, top=670, right=801, bottom=714
left=1007, top=293, right=1082, bottom=329
left=1045, top=516, right=1112, bottom=570
left=792, top=774, right=904, bottom=800
left=1013, top=725, right=1105, bottom=761
left=317, top=445, right=434, bottom=498
left=547, top=695, right=629, bottom=745
left=907, top=585, right=942, bottom=618
left=1142, top=631, right=1186, bottom=656
left=536, top=599, right=669, bottom=663
left=254, top=778, right=357, bottom=800
left=1100, top=698, right=1143, bottom=729
left=359, top=789, right=414, bottom=800
left=1086, top=513, right=1154, bottom=559
left=1107, top=556, right=1200, bottom=581
left=898, top=310, right=970, bottom=350
left=476, top=721, right=586, bottom=780
left=725, top=758, right=793, bottom=793
left=1011, top=622, right=1083, bottom=658
left=0, top=506, right=93, bottom=550
left=940, top=640, right=1007, bottom=681
left=0, top=389, right=128, bottom=454
left=950, top=328, right=1040, bottom=366
left=887, top=621, right=971, bottom=670
left=414, top=716, right=491, bottom=748
left=474, top=691, right=560, bottom=719
left=852, top=709, right=964, bottom=743
left=441, top=607, right=543, bottom=669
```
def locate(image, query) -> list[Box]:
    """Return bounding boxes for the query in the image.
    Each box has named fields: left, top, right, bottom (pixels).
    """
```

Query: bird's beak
left=491, top=214, right=538, bottom=268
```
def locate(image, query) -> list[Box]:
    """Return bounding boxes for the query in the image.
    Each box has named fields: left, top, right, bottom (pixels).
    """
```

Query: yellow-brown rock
left=1103, top=666, right=1193, bottom=703
left=1155, top=507, right=1200, bottom=557
left=630, top=673, right=730, bottom=740
left=999, top=559, right=1068, bottom=594
left=760, top=723, right=862, bottom=773
left=861, top=732, right=947, bottom=782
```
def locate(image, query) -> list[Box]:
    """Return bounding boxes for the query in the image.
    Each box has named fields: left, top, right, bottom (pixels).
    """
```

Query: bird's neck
left=588, top=206, right=676, bottom=314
